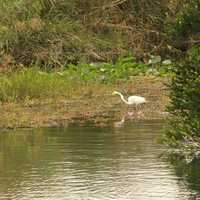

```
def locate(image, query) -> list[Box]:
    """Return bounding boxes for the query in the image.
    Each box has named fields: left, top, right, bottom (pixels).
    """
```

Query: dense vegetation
left=162, top=0, right=200, bottom=160
left=0, top=57, right=172, bottom=102
left=0, top=0, right=198, bottom=70
left=0, top=1, right=200, bottom=156
left=164, top=46, right=200, bottom=161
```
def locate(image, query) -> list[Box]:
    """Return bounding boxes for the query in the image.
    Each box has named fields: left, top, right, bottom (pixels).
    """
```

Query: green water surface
left=0, top=121, right=199, bottom=200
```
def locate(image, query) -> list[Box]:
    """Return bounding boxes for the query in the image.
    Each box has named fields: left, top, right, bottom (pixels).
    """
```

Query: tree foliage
left=165, top=46, right=200, bottom=148
left=0, top=0, right=199, bottom=69
left=0, top=0, right=169, bottom=68
left=164, top=0, right=200, bottom=151
left=166, top=0, right=200, bottom=51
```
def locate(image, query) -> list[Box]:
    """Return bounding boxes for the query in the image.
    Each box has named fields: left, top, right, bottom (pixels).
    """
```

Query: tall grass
left=0, top=68, right=72, bottom=102
left=0, top=57, right=172, bottom=102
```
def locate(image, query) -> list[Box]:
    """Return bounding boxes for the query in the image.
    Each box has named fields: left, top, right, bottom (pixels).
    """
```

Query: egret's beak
left=112, top=92, right=116, bottom=95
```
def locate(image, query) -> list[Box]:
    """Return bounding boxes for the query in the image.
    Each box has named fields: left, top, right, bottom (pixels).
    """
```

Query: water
left=0, top=121, right=200, bottom=200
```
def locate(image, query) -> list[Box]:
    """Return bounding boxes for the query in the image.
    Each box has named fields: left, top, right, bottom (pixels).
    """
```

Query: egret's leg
left=137, top=104, right=141, bottom=111
left=135, top=104, right=138, bottom=113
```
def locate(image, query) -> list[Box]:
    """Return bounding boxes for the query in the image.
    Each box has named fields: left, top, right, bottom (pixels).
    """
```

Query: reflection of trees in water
left=0, top=128, right=66, bottom=193
left=0, top=124, right=161, bottom=186
left=169, top=156, right=200, bottom=197
left=0, top=127, right=127, bottom=191
left=0, top=122, right=174, bottom=199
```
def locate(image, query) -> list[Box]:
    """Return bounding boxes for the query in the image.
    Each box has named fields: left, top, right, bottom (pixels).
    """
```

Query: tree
left=164, top=46, right=200, bottom=159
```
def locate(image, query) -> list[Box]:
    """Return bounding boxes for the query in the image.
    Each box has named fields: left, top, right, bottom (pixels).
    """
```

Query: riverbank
left=0, top=76, right=169, bottom=129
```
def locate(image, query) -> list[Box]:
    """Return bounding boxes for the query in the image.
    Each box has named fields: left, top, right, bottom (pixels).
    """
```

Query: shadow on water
left=0, top=120, right=200, bottom=200
left=169, top=156, right=200, bottom=193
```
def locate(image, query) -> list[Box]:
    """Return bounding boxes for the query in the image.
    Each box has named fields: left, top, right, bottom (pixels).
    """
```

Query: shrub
left=0, top=0, right=171, bottom=68
left=167, top=0, right=200, bottom=51
left=164, top=46, right=200, bottom=152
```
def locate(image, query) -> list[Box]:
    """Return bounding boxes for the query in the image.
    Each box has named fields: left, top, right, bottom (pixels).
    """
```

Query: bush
left=0, top=0, right=171, bottom=68
left=164, top=46, right=200, bottom=155
left=167, top=0, right=200, bottom=51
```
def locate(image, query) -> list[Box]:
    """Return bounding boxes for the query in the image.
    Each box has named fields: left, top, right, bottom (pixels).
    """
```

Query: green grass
left=0, top=57, right=172, bottom=103
left=0, top=68, right=73, bottom=102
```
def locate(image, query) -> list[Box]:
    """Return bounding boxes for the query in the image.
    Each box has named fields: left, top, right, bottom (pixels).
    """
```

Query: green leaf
left=148, top=55, right=161, bottom=64
left=162, top=59, right=172, bottom=65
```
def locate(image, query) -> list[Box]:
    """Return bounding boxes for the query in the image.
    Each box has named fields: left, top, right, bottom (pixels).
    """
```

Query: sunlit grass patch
left=0, top=68, right=72, bottom=102
left=0, top=57, right=172, bottom=103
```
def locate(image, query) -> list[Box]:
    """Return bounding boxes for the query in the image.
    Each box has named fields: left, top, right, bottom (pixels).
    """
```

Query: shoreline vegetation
left=0, top=56, right=171, bottom=129
left=0, top=1, right=199, bottom=159
left=0, top=67, right=169, bottom=129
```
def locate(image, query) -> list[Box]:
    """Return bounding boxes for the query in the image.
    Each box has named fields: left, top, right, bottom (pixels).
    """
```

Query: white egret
left=112, top=91, right=146, bottom=106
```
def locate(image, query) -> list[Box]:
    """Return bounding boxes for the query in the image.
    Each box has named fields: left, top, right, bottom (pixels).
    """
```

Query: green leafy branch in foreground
left=163, top=46, right=200, bottom=161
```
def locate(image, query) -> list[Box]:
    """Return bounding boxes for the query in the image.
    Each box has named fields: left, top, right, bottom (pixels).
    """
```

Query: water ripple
left=0, top=121, right=200, bottom=200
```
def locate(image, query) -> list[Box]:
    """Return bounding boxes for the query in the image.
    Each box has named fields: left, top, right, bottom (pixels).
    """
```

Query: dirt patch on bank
left=0, top=76, right=170, bottom=129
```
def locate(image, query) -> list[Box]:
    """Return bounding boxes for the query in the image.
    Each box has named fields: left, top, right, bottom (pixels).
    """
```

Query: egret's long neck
left=117, top=93, right=129, bottom=104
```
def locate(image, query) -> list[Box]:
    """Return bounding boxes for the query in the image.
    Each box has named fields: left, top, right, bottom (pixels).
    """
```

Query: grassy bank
left=0, top=71, right=169, bottom=128
left=0, top=68, right=73, bottom=102
left=0, top=57, right=172, bottom=101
